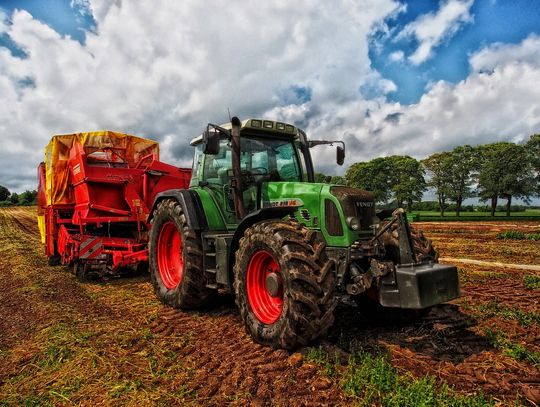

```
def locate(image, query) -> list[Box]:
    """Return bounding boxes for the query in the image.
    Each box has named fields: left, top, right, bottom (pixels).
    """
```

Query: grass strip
left=484, top=328, right=540, bottom=369
left=497, top=230, right=540, bottom=240
left=523, top=274, right=540, bottom=290
left=306, top=347, right=492, bottom=406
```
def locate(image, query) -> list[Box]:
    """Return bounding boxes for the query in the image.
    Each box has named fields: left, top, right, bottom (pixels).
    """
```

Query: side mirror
left=337, top=145, right=345, bottom=166
left=203, top=128, right=220, bottom=155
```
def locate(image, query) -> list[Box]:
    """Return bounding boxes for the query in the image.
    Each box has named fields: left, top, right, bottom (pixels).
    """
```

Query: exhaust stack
left=230, top=116, right=246, bottom=219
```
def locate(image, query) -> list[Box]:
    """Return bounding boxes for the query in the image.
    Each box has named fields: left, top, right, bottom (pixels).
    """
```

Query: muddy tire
left=47, top=255, right=61, bottom=266
left=74, top=262, right=88, bottom=282
left=149, top=199, right=214, bottom=309
left=234, top=220, right=337, bottom=349
left=383, top=223, right=438, bottom=262
left=370, top=223, right=437, bottom=321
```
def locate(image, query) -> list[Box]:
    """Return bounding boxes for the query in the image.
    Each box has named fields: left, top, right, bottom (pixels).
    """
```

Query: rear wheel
left=149, top=199, right=214, bottom=309
left=234, top=220, right=337, bottom=349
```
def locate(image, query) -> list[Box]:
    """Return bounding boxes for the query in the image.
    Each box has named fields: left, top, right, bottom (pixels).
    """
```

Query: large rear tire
left=234, top=220, right=337, bottom=349
left=149, top=199, right=214, bottom=309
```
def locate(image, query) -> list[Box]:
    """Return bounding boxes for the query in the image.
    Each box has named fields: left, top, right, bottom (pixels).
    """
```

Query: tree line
left=320, top=134, right=540, bottom=217
left=0, top=186, right=38, bottom=207
left=1, top=133, right=539, bottom=215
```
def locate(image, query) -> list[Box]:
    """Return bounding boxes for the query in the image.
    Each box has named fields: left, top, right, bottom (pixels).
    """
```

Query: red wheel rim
left=246, top=250, right=283, bottom=324
left=157, top=221, right=183, bottom=289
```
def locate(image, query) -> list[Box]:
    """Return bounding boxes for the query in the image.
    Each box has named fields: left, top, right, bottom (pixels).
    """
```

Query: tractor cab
left=188, top=118, right=343, bottom=226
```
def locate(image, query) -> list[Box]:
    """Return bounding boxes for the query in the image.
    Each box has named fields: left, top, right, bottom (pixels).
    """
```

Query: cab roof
left=190, top=118, right=298, bottom=146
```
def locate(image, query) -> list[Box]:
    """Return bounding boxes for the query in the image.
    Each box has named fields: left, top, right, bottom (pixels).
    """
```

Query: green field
left=409, top=209, right=540, bottom=221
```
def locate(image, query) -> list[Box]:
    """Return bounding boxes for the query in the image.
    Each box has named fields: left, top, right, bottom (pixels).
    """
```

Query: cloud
left=326, top=37, right=540, bottom=170
left=388, top=50, right=404, bottom=62
left=0, top=1, right=400, bottom=191
left=1, top=1, right=540, bottom=192
left=397, top=0, right=474, bottom=65
left=70, top=0, right=93, bottom=16
left=470, top=33, right=540, bottom=72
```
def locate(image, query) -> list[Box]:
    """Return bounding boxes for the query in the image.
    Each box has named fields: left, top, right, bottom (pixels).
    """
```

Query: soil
left=0, top=209, right=539, bottom=405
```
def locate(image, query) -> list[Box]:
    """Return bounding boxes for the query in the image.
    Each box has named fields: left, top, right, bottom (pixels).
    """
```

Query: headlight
left=346, top=216, right=360, bottom=231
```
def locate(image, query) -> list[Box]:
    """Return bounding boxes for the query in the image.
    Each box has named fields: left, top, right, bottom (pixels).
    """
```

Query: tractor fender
left=228, top=206, right=296, bottom=282
left=149, top=189, right=208, bottom=231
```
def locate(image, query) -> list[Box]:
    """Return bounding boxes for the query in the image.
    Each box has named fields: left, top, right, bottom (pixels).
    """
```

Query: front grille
left=325, top=199, right=343, bottom=236
left=330, top=186, right=375, bottom=231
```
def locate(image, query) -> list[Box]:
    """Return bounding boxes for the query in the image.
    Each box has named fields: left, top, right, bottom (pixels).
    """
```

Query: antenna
left=227, top=108, right=232, bottom=122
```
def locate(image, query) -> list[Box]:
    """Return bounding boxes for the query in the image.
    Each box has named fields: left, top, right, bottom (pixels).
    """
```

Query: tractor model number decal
left=265, top=198, right=304, bottom=208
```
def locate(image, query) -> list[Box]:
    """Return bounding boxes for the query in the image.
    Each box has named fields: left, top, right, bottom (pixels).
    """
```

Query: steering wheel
left=250, top=167, right=269, bottom=175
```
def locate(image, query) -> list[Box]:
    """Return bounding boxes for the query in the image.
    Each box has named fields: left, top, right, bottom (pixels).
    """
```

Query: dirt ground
left=0, top=208, right=539, bottom=405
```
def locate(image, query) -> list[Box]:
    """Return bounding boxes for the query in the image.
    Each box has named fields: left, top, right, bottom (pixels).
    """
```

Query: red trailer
left=37, top=131, right=190, bottom=280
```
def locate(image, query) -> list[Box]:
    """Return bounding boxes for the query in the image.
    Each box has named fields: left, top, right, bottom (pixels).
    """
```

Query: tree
left=20, top=190, right=38, bottom=205
left=422, top=152, right=453, bottom=216
left=330, top=175, right=346, bottom=185
left=0, top=185, right=10, bottom=202
left=9, top=193, right=19, bottom=205
left=346, top=158, right=393, bottom=204
left=314, top=173, right=328, bottom=183
left=447, top=145, right=478, bottom=216
left=346, top=156, right=425, bottom=210
left=525, top=134, right=540, bottom=195
left=387, top=156, right=426, bottom=211
left=498, top=144, right=535, bottom=216
left=477, top=142, right=535, bottom=216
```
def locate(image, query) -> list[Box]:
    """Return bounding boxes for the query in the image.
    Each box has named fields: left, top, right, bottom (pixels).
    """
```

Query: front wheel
left=234, top=220, right=337, bottom=349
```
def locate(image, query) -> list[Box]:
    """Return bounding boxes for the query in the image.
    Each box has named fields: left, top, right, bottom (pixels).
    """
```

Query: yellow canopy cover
left=44, top=131, right=159, bottom=206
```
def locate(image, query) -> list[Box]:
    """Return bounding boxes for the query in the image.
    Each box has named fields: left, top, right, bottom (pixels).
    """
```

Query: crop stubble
left=0, top=208, right=538, bottom=405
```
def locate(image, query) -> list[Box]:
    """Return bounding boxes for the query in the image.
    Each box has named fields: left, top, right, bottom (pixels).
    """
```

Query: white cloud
left=1, top=1, right=540, bottom=192
left=70, top=0, right=93, bottom=17
left=313, top=36, right=540, bottom=171
left=388, top=50, right=404, bottom=62
left=0, top=1, right=400, bottom=191
left=397, top=0, right=474, bottom=65
left=470, top=34, right=540, bottom=72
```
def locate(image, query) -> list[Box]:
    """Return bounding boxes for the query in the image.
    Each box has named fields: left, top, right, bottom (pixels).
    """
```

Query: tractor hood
left=261, top=182, right=376, bottom=247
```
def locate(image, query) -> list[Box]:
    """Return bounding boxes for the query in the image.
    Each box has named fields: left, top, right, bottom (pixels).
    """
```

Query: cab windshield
left=202, top=136, right=302, bottom=184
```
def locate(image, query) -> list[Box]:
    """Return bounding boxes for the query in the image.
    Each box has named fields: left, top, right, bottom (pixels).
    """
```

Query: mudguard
left=149, top=189, right=208, bottom=231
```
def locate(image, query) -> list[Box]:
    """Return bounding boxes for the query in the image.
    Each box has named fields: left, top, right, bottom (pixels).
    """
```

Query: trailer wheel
left=234, top=220, right=337, bottom=349
left=149, top=199, right=214, bottom=309
left=48, top=255, right=61, bottom=266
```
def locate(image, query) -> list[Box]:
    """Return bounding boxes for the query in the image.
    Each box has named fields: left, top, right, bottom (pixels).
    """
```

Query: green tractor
left=148, top=117, right=459, bottom=349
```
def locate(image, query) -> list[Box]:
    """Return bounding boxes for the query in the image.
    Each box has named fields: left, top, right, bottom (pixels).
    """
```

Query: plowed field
left=0, top=208, right=539, bottom=405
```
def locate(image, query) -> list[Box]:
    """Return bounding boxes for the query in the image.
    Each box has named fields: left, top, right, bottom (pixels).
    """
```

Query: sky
left=1, top=0, right=540, bottom=195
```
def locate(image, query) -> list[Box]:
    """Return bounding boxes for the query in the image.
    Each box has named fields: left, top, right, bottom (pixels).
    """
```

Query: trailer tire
left=74, top=262, right=89, bottom=282
left=149, top=199, right=214, bottom=309
left=48, top=255, right=61, bottom=266
left=234, top=220, right=337, bottom=350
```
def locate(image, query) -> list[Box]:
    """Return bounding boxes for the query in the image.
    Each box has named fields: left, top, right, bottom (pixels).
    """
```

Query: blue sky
left=0, top=0, right=540, bottom=196
left=371, top=0, right=540, bottom=103
left=0, top=0, right=95, bottom=43
left=3, top=1, right=540, bottom=105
